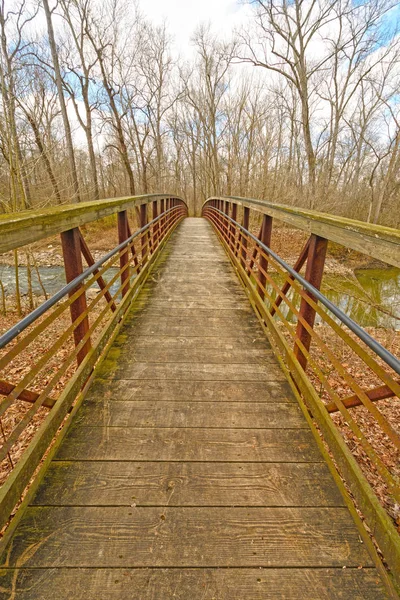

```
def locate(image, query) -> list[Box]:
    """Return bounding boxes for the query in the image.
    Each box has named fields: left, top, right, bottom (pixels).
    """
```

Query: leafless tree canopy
left=0, top=0, right=399, bottom=224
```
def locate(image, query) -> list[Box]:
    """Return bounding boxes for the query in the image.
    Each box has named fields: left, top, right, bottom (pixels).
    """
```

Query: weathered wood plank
left=122, top=320, right=264, bottom=337
left=148, top=282, right=242, bottom=296
left=74, top=400, right=306, bottom=428
left=99, top=362, right=285, bottom=381
left=124, top=334, right=270, bottom=354
left=0, top=567, right=389, bottom=600
left=85, top=379, right=296, bottom=403
left=133, top=308, right=255, bottom=320
left=55, top=427, right=323, bottom=462
left=32, top=461, right=345, bottom=507
left=103, top=345, right=271, bottom=365
left=146, top=298, right=250, bottom=309
left=1, top=506, right=373, bottom=568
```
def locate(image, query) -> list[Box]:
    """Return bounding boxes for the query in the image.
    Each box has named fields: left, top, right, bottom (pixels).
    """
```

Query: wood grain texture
left=2, top=507, right=373, bottom=568
left=74, top=400, right=306, bottom=428
left=123, top=319, right=262, bottom=337
left=32, top=461, right=345, bottom=507
left=55, top=426, right=322, bottom=462
left=0, top=568, right=390, bottom=600
left=85, top=379, right=296, bottom=403
left=99, top=362, right=286, bottom=381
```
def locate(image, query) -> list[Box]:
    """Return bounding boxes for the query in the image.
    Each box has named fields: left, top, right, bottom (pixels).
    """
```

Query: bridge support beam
left=294, top=234, right=328, bottom=370
left=60, top=227, right=91, bottom=365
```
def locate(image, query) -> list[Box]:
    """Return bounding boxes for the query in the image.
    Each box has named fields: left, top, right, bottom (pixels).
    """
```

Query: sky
left=139, top=0, right=252, bottom=56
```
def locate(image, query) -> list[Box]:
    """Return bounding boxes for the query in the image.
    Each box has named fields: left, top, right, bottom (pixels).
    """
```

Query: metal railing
left=0, top=195, right=187, bottom=529
left=203, top=198, right=400, bottom=589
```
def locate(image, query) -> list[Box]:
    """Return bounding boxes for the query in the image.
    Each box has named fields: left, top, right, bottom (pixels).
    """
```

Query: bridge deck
left=0, top=218, right=390, bottom=599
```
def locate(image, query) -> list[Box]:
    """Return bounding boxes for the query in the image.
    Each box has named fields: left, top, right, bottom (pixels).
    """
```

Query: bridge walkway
left=0, top=218, right=390, bottom=599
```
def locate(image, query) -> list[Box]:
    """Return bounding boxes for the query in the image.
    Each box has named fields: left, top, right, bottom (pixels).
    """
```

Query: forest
left=0, top=0, right=400, bottom=225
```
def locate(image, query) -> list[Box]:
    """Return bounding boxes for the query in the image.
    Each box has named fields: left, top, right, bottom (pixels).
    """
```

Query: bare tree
left=42, top=0, right=81, bottom=202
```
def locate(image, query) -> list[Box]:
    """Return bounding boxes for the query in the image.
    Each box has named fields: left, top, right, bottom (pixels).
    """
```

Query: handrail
left=211, top=207, right=400, bottom=376
left=204, top=195, right=400, bottom=268
left=203, top=200, right=400, bottom=590
left=0, top=193, right=186, bottom=253
left=0, top=206, right=178, bottom=349
left=0, top=195, right=188, bottom=533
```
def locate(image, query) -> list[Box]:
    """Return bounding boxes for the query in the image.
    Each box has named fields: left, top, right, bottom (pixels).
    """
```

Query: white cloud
left=139, top=0, right=251, bottom=57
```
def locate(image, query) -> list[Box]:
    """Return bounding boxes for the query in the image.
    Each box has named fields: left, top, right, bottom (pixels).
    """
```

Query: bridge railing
left=203, top=197, right=400, bottom=587
left=0, top=194, right=187, bottom=530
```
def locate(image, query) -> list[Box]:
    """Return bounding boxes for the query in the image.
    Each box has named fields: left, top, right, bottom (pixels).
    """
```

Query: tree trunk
left=42, top=0, right=81, bottom=202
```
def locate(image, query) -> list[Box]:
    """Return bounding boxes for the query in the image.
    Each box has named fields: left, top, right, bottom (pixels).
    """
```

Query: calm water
left=0, top=264, right=399, bottom=330
left=0, top=265, right=122, bottom=299
left=267, top=267, right=400, bottom=331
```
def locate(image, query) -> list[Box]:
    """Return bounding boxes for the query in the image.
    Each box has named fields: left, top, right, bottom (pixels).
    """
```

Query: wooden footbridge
left=0, top=195, right=399, bottom=598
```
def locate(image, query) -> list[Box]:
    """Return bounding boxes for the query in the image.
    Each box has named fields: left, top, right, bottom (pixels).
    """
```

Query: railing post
left=152, top=199, right=159, bottom=248
left=60, top=227, right=91, bottom=365
left=231, top=203, right=237, bottom=252
left=257, top=215, right=273, bottom=299
left=160, top=198, right=165, bottom=238
left=294, top=234, right=328, bottom=370
left=224, top=201, right=230, bottom=242
left=140, top=203, right=148, bottom=265
left=118, top=210, right=130, bottom=297
left=240, top=206, right=250, bottom=270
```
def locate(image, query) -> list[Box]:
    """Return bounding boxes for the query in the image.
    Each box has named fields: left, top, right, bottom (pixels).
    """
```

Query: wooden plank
left=85, top=379, right=296, bottom=403
left=55, top=427, right=323, bottom=462
left=32, top=461, right=345, bottom=507
left=146, top=298, right=249, bottom=309
left=74, top=400, right=306, bottom=428
left=1, top=506, right=373, bottom=568
left=100, top=336, right=271, bottom=364
left=98, top=362, right=286, bottom=381
left=149, top=282, right=241, bottom=294
left=134, top=308, right=254, bottom=319
left=0, top=567, right=389, bottom=599
left=156, top=269, right=235, bottom=278
left=0, top=194, right=185, bottom=253
left=121, top=334, right=270, bottom=349
left=208, top=196, right=400, bottom=268
left=126, top=320, right=263, bottom=337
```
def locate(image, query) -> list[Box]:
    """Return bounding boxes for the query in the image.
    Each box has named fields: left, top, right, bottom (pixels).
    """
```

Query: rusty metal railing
left=0, top=195, right=187, bottom=529
left=203, top=198, right=400, bottom=588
